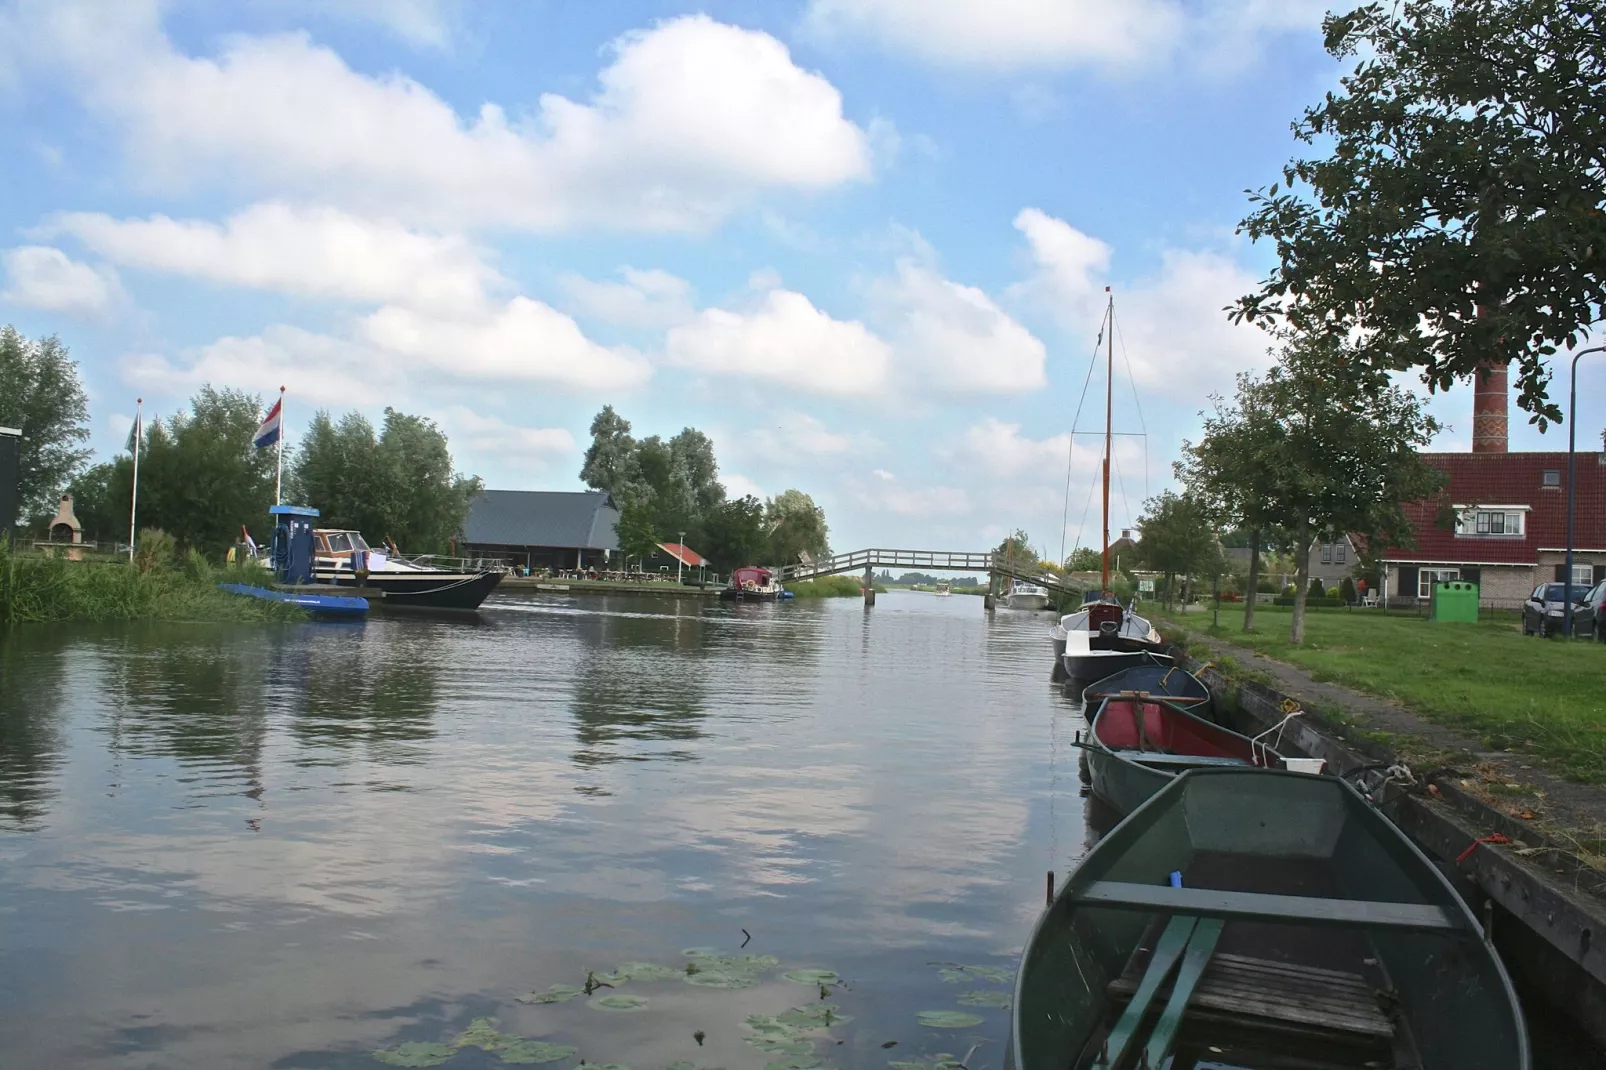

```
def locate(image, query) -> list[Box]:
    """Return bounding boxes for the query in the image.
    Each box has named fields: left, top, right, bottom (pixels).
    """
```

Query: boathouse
left=459, top=489, right=620, bottom=572
left=1379, top=365, right=1606, bottom=608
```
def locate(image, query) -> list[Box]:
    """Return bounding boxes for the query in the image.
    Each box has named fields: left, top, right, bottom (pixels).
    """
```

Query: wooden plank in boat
left=1076, top=881, right=1459, bottom=931
left=1109, top=951, right=1395, bottom=1042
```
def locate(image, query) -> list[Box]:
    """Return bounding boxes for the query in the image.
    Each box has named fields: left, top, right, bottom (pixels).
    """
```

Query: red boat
left=720, top=565, right=782, bottom=602
left=1082, top=693, right=1280, bottom=815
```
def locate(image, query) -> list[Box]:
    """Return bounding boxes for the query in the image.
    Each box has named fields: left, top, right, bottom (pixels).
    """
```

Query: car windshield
left=1539, top=584, right=1579, bottom=602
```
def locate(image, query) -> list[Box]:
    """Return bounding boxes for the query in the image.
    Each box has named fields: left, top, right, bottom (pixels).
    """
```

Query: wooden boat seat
left=1074, top=881, right=1460, bottom=931
left=1108, top=951, right=1397, bottom=1058
left=1124, top=752, right=1248, bottom=768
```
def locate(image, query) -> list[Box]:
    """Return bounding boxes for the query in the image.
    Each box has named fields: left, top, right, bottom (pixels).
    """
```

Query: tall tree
left=1217, top=332, right=1443, bottom=643
left=701, top=495, right=767, bottom=571
left=110, top=387, right=277, bottom=556
left=0, top=327, right=91, bottom=521
left=1135, top=492, right=1220, bottom=607
left=1235, top=0, right=1606, bottom=424
left=1064, top=546, right=1103, bottom=572
left=1177, top=370, right=1291, bottom=633
left=291, top=407, right=478, bottom=554
left=580, top=405, right=639, bottom=498
left=668, top=428, right=724, bottom=518
left=766, top=489, right=830, bottom=565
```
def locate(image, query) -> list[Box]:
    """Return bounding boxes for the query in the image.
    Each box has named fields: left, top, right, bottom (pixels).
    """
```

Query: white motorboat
left=1002, top=582, right=1051, bottom=611
left=935, top=582, right=951, bottom=597
left=1051, top=598, right=1168, bottom=682
left=312, top=529, right=503, bottom=610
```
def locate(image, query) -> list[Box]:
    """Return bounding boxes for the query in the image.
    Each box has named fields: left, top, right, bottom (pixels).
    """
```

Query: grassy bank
left=1153, top=603, right=1606, bottom=783
left=788, top=575, right=884, bottom=598
left=0, top=541, right=303, bottom=626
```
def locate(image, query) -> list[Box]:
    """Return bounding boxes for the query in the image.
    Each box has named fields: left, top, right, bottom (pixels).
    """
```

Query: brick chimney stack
left=1472, top=361, right=1509, bottom=453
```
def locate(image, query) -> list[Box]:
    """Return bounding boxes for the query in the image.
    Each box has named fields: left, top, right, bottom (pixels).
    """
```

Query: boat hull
left=314, top=568, right=503, bottom=610
left=1011, top=768, right=1530, bottom=1070
left=1083, top=694, right=1269, bottom=815
left=218, top=583, right=369, bottom=618
left=719, top=587, right=780, bottom=602
left=1061, top=646, right=1169, bottom=683
left=1003, top=592, right=1051, bottom=611
left=1080, top=657, right=1214, bottom=720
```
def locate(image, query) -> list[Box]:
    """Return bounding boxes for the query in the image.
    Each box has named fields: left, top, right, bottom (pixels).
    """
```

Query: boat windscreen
left=349, top=533, right=370, bottom=551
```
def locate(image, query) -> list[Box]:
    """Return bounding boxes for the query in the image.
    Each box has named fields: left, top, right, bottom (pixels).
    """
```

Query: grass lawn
left=1151, top=603, right=1606, bottom=784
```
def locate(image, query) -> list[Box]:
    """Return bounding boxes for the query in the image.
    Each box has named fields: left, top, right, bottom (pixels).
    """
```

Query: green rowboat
left=1012, top=768, right=1529, bottom=1070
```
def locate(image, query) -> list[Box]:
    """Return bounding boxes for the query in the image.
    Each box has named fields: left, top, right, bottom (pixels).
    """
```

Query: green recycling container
left=1429, top=580, right=1479, bottom=623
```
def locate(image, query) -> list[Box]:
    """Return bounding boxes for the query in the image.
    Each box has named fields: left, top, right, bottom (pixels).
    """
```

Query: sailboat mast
left=1101, top=288, right=1113, bottom=592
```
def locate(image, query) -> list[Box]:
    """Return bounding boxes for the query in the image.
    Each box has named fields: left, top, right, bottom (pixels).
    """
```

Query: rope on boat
left=1249, top=708, right=1304, bottom=767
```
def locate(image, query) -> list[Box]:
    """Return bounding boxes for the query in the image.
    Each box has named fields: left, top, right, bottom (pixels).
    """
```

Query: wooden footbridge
left=778, top=548, right=1085, bottom=606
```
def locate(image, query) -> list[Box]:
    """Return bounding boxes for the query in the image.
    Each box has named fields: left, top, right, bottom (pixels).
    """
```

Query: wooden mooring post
left=983, top=569, right=999, bottom=611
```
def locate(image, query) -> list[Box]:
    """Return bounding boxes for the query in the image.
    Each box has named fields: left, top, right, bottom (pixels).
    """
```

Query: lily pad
left=745, top=1015, right=798, bottom=1036
left=890, top=1057, right=966, bottom=1070
left=455, top=1018, right=516, bottom=1050
left=781, top=969, right=839, bottom=986
left=777, top=1004, right=851, bottom=1029
left=936, top=965, right=1011, bottom=985
left=518, top=984, right=584, bottom=1005
left=956, top=990, right=1012, bottom=1009
left=763, top=1058, right=824, bottom=1070
left=916, top=1011, right=985, bottom=1030
left=747, top=1036, right=815, bottom=1056
left=373, top=1042, right=456, bottom=1067
left=590, top=993, right=650, bottom=1012
left=500, top=1040, right=579, bottom=1065
left=683, top=969, right=759, bottom=990
left=611, top=962, right=680, bottom=982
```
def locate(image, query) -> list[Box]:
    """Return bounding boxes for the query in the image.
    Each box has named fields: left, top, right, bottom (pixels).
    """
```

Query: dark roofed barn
left=460, top=490, right=620, bottom=572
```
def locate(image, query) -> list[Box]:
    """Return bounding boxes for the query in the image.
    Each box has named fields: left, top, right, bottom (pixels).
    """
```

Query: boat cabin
left=313, top=529, right=386, bottom=569
left=730, top=565, right=776, bottom=591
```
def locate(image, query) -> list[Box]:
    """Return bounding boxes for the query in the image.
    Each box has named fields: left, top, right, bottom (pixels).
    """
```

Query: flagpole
left=275, top=385, right=285, bottom=505
left=128, top=398, right=141, bottom=563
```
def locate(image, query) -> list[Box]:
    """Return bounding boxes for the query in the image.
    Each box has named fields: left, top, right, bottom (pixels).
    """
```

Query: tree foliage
left=1235, top=0, right=1606, bottom=424
left=105, top=387, right=278, bottom=557
left=290, top=407, right=479, bottom=554
left=1064, top=546, right=1104, bottom=571
left=766, top=489, right=830, bottom=565
left=1182, top=332, right=1444, bottom=642
left=0, top=326, right=91, bottom=520
left=579, top=407, right=829, bottom=568
left=1136, top=492, right=1221, bottom=605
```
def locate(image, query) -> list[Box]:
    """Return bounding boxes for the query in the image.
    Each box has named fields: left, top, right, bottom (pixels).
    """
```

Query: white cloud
left=360, top=297, right=651, bottom=388
left=121, top=325, right=389, bottom=406
left=1010, top=208, right=1271, bottom=399
left=309, top=0, right=461, bottom=49
left=851, top=468, right=970, bottom=517
left=875, top=259, right=1046, bottom=394
left=743, top=411, right=874, bottom=464
left=957, top=418, right=1072, bottom=478
left=560, top=267, right=695, bottom=329
left=435, top=406, right=576, bottom=467
left=665, top=289, right=892, bottom=396
left=804, top=0, right=1325, bottom=74
left=721, top=472, right=766, bottom=500
left=0, top=245, right=121, bottom=315
left=49, top=203, right=505, bottom=313
left=23, top=6, right=872, bottom=231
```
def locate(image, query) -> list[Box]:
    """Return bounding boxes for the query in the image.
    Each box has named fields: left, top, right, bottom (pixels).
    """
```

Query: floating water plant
left=589, top=993, right=650, bottom=1012
left=372, top=1041, right=455, bottom=1067
left=666, top=1063, right=725, bottom=1070
left=605, top=962, right=679, bottom=983
left=889, top=1056, right=967, bottom=1070
left=915, top=1011, right=984, bottom=1030
left=776, top=1004, right=850, bottom=1029
left=934, top=965, right=1011, bottom=986
left=762, top=1057, right=825, bottom=1070
left=518, top=984, right=584, bottom=1005
left=499, top=1040, right=580, bottom=1065
left=955, top=991, right=1011, bottom=1009
left=680, top=949, right=779, bottom=989
left=781, top=969, right=838, bottom=986
left=455, top=1018, right=517, bottom=1050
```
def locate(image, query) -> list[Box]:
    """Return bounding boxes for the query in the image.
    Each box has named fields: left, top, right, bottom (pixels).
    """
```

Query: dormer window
left=1542, top=469, right=1561, bottom=487
left=1453, top=507, right=1526, bottom=537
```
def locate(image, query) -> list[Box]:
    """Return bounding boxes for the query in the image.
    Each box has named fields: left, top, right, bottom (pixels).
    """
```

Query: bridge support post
left=863, top=565, right=875, bottom=606
left=984, top=570, right=998, bottom=611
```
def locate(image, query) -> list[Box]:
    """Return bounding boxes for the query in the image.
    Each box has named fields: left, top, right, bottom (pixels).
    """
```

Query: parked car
left=1522, top=582, right=1594, bottom=637
left=1587, top=579, right=1606, bottom=641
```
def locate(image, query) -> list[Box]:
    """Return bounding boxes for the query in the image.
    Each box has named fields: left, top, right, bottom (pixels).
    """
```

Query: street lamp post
left=1564, top=344, right=1606, bottom=636
left=677, top=530, right=686, bottom=584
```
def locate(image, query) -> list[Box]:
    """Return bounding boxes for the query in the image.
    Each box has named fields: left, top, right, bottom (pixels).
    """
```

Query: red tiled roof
left=657, top=542, right=708, bottom=567
left=1383, top=451, right=1606, bottom=564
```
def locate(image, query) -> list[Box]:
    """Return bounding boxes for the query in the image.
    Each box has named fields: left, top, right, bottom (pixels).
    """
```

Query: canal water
left=0, top=590, right=1097, bottom=1070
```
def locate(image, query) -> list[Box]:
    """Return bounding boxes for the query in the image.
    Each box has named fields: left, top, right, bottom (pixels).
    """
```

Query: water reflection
left=0, top=628, right=69, bottom=830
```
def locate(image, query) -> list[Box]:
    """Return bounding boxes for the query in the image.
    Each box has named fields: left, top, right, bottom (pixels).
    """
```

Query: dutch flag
left=253, top=397, right=283, bottom=449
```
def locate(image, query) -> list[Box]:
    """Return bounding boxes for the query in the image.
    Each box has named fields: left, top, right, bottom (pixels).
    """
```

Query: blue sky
left=2, top=0, right=1600, bottom=558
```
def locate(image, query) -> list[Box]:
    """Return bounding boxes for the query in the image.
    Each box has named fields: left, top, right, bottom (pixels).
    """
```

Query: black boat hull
left=315, top=569, right=503, bottom=610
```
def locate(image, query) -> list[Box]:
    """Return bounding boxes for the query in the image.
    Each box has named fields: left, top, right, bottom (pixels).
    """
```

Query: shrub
left=1308, top=576, right=1326, bottom=600
left=1340, top=577, right=1358, bottom=603
left=133, top=528, right=176, bottom=574
left=1257, top=580, right=1276, bottom=593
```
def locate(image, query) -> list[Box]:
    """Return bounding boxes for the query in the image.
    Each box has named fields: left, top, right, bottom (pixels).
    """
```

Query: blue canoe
left=218, top=583, right=369, bottom=618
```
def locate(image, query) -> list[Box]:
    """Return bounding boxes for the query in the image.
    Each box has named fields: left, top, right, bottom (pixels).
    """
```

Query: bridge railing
left=779, top=549, right=1087, bottom=599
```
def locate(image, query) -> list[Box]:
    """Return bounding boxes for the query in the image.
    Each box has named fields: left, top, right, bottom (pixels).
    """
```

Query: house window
left=1418, top=568, right=1459, bottom=598
left=1335, top=542, right=1346, bottom=564
left=1320, top=544, right=1331, bottom=564
left=1462, top=510, right=1523, bottom=536
left=1573, top=563, right=1594, bottom=586
left=1543, top=469, right=1561, bottom=487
